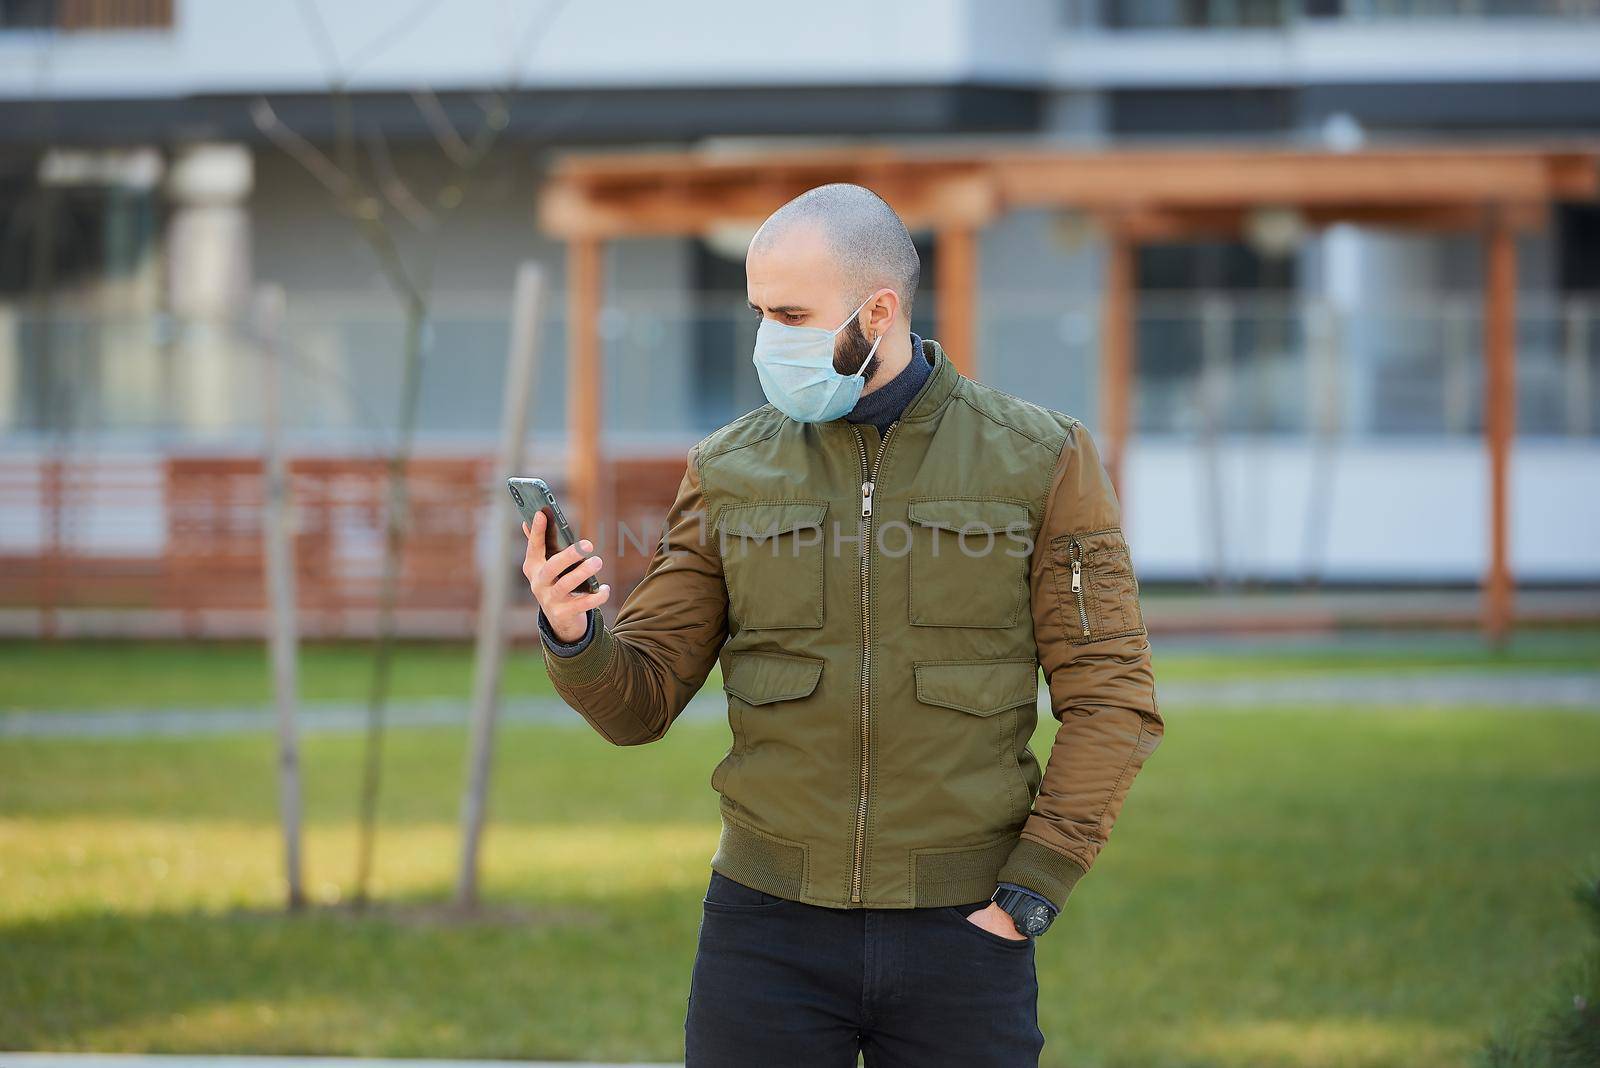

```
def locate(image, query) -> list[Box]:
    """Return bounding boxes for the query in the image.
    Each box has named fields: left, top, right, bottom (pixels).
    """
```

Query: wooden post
left=257, top=284, right=305, bottom=912
left=456, top=263, right=545, bottom=910
left=937, top=224, right=978, bottom=379
left=1482, top=206, right=1517, bottom=645
left=567, top=237, right=603, bottom=536
left=1099, top=221, right=1135, bottom=499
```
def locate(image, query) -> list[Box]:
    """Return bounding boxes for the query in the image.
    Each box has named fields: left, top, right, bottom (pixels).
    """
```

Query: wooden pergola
left=537, top=142, right=1599, bottom=642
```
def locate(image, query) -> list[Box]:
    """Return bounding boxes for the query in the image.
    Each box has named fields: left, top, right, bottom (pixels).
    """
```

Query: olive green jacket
left=543, top=338, right=1163, bottom=911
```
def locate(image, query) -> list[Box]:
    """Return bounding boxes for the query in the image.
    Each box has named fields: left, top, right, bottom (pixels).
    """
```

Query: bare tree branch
left=343, top=0, right=441, bottom=81
left=251, top=96, right=426, bottom=310
left=294, top=0, right=344, bottom=84
left=410, top=88, right=473, bottom=168
left=505, top=0, right=569, bottom=90
left=366, top=126, right=436, bottom=231
left=296, top=0, right=441, bottom=86
left=250, top=99, right=355, bottom=202
left=261, top=0, right=567, bottom=912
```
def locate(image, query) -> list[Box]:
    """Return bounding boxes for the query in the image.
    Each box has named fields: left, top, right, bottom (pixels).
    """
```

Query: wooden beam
left=1482, top=206, right=1518, bottom=646
left=993, top=146, right=1599, bottom=210
left=540, top=163, right=996, bottom=239
left=1099, top=221, right=1136, bottom=498
left=936, top=224, right=978, bottom=379
left=539, top=144, right=1598, bottom=240
left=566, top=237, right=603, bottom=540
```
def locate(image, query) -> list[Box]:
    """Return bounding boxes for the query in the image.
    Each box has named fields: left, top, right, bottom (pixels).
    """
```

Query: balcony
left=1053, top=0, right=1600, bottom=89
left=1, top=0, right=173, bottom=32
left=1060, top=0, right=1600, bottom=29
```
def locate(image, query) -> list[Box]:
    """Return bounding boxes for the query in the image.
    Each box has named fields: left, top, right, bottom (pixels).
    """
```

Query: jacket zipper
left=1067, top=536, right=1091, bottom=638
left=850, top=422, right=896, bottom=903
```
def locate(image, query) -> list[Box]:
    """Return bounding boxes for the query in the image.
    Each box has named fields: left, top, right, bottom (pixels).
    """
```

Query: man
left=523, top=183, right=1163, bottom=1067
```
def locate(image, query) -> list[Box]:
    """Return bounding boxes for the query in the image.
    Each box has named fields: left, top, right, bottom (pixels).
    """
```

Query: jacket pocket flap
left=907, top=498, right=1029, bottom=535
left=724, top=651, right=825, bottom=706
left=1055, top=527, right=1130, bottom=564
left=718, top=501, right=828, bottom=539
left=914, top=659, right=1038, bottom=717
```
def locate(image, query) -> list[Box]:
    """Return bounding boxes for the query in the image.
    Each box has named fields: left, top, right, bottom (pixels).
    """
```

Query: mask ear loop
left=842, top=290, right=888, bottom=378
left=852, top=332, right=883, bottom=378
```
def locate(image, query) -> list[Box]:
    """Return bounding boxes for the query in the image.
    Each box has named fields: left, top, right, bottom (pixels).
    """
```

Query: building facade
left=1, top=0, right=1597, bottom=587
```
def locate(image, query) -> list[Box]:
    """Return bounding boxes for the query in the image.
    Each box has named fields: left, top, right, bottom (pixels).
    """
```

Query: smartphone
left=507, top=477, right=601, bottom=595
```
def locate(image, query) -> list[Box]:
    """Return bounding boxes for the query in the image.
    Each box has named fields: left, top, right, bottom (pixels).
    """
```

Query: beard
left=831, top=315, right=879, bottom=382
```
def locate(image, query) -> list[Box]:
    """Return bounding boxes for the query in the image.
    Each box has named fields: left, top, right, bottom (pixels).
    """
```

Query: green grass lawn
left=2, top=703, right=1598, bottom=1067
left=0, top=638, right=566, bottom=711
left=1151, top=626, right=1600, bottom=680
left=5, top=626, right=1597, bottom=711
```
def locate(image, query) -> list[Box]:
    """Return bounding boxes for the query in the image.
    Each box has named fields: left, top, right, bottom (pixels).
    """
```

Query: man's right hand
left=522, top=509, right=611, bottom=643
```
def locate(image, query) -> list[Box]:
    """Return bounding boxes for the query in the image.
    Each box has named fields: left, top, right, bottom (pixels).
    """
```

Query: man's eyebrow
left=749, top=302, right=809, bottom=315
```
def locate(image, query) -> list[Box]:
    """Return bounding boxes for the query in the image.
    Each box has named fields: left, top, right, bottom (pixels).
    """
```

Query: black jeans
left=684, top=868, right=1045, bottom=1067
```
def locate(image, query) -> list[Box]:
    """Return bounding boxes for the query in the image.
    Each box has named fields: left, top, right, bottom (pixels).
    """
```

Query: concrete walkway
left=7, top=587, right=1596, bottom=640
left=2, top=670, right=1595, bottom=739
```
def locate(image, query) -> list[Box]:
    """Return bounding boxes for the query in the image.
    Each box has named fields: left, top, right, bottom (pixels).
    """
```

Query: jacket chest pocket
left=905, top=498, right=1032, bottom=628
left=718, top=501, right=828, bottom=630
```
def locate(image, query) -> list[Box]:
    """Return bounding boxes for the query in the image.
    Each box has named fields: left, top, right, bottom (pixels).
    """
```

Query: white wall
left=1123, top=436, right=1600, bottom=582
left=0, top=0, right=1041, bottom=100
left=6, top=2, right=1596, bottom=101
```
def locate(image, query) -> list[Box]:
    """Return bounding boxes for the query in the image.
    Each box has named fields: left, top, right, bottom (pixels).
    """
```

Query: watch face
left=1022, top=904, right=1051, bottom=935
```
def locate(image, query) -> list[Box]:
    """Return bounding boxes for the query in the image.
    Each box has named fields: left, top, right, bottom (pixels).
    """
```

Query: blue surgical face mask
left=751, top=292, right=886, bottom=423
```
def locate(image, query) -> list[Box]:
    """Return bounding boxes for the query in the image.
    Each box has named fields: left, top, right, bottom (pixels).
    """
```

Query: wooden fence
left=0, top=451, right=688, bottom=639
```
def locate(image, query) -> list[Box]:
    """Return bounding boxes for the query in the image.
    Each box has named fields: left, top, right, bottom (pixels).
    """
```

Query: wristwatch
left=990, top=882, right=1058, bottom=937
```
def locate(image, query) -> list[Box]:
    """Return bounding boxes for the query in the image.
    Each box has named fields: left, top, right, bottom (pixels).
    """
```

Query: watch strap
left=991, top=883, right=1058, bottom=936
left=995, top=881, right=1058, bottom=915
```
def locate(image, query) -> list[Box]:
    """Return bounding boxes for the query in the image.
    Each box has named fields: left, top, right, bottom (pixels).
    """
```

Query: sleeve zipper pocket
left=1066, top=536, right=1090, bottom=638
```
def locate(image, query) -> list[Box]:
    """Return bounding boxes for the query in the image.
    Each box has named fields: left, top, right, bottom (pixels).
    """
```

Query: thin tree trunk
left=258, top=284, right=306, bottom=911
left=455, top=263, right=545, bottom=910
left=352, top=294, right=428, bottom=909
left=250, top=0, right=569, bottom=909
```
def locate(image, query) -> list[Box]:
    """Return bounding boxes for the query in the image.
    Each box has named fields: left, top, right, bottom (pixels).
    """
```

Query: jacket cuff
left=995, top=836, right=1088, bottom=913
left=540, top=609, right=614, bottom=687
left=538, top=607, right=594, bottom=657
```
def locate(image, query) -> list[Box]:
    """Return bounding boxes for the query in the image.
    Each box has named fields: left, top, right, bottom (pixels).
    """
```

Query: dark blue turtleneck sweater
left=844, top=331, right=930, bottom=434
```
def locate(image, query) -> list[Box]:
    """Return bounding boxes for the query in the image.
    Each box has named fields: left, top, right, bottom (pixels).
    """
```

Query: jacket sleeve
left=538, top=605, right=593, bottom=655
left=994, top=418, right=1165, bottom=911
left=540, top=445, right=728, bottom=745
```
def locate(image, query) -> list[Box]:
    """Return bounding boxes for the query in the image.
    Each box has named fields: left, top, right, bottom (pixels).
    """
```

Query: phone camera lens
left=510, top=486, right=523, bottom=506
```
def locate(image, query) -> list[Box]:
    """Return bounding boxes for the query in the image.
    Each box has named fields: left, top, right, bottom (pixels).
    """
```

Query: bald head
left=749, top=183, right=921, bottom=320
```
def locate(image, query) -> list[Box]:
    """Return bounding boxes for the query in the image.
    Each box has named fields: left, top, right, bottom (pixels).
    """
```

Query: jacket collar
left=899, top=336, right=961, bottom=422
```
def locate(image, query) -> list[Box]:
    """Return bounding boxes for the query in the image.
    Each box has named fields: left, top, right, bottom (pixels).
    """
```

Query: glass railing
left=980, top=292, right=1600, bottom=438
left=0, top=292, right=1595, bottom=447
left=1059, top=0, right=1600, bottom=28
left=1332, top=0, right=1600, bottom=19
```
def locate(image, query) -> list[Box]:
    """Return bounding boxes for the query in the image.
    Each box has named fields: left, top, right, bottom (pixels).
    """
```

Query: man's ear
left=864, top=287, right=898, bottom=337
